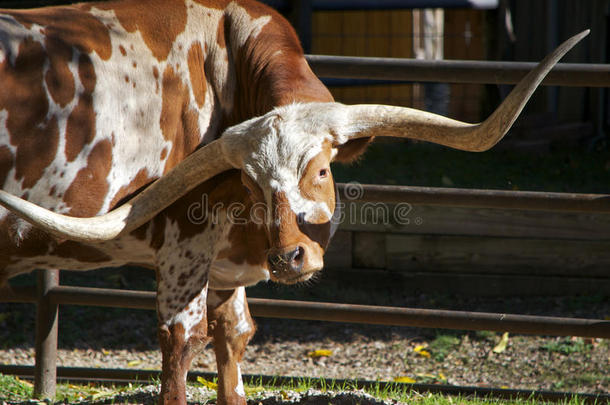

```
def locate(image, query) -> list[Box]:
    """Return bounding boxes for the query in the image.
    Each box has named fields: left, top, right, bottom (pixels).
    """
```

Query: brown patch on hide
left=9, top=6, right=112, bottom=60
left=187, top=42, right=206, bottom=108
left=216, top=14, right=226, bottom=49
left=44, top=35, right=75, bottom=107
left=63, top=139, right=112, bottom=217
left=96, top=0, right=187, bottom=61
left=64, top=53, right=97, bottom=162
left=159, top=66, right=201, bottom=170
left=0, top=38, right=60, bottom=190
left=0, top=146, right=14, bottom=187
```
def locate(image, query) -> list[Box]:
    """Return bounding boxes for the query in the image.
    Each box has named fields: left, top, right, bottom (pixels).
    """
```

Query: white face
left=221, top=103, right=344, bottom=283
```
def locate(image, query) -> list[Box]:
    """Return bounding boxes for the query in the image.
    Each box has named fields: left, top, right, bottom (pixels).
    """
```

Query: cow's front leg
left=156, top=265, right=211, bottom=405
left=208, top=287, right=256, bottom=405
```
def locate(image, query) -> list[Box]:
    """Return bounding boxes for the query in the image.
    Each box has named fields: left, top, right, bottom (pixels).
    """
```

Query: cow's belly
left=208, top=258, right=270, bottom=290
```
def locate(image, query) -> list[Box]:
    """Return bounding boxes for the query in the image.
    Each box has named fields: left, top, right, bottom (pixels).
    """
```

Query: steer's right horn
left=0, top=139, right=234, bottom=242
left=330, top=30, right=589, bottom=151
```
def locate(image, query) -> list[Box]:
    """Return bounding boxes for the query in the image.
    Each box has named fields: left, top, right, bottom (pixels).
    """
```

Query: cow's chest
left=209, top=218, right=271, bottom=290
left=209, top=257, right=269, bottom=290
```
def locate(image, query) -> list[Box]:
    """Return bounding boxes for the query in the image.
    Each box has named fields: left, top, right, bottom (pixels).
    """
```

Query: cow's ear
left=332, top=136, right=374, bottom=163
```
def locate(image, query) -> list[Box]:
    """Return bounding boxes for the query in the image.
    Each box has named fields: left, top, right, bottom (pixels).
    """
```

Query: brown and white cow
left=0, top=0, right=586, bottom=403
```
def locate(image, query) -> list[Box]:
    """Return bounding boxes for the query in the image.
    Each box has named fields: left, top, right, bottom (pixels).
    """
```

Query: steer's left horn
left=0, top=139, right=234, bottom=242
left=332, top=30, right=589, bottom=152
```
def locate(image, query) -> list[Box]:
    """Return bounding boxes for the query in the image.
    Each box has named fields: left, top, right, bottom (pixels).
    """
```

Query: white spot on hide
left=235, top=363, right=245, bottom=397
left=233, top=287, right=250, bottom=336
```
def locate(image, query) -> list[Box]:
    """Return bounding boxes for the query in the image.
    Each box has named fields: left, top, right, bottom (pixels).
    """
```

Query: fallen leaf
left=393, top=376, right=416, bottom=383
left=438, top=373, right=447, bottom=381
left=15, top=377, right=33, bottom=387
left=493, top=332, right=510, bottom=353
left=101, top=349, right=110, bottom=355
left=197, top=376, right=218, bottom=390
left=126, top=360, right=142, bottom=367
left=307, top=349, right=332, bottom=358
left=414, top=345, right=431, bottom=358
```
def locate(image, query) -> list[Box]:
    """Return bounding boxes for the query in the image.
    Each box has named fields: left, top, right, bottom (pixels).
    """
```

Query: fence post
left=34, top=269, right=59, bottom=400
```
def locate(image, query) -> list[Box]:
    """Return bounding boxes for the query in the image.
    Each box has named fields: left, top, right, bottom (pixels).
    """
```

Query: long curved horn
left=335, top=30, right=589, bottom=151
left=0, top=139, right=233, bottom=242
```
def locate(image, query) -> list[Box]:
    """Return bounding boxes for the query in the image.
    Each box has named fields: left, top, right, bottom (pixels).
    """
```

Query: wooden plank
left=385, top=233, right=610, bottom=277
left=323, top=268, right=610, bottom=297
left=312, top=10, right=345, bottom=102
left=365, top=10, right=391, bottom=104
left=340, top=11, right=368, bottom=104
left=353, top=232, right=386, bottom=269
left=444, top=9, right=486, bottom=122
left=324, top=230, right=352, bottom=269
left=338, top=203, right=610, bottom=241
left=390, top=10, right=413, bottom=107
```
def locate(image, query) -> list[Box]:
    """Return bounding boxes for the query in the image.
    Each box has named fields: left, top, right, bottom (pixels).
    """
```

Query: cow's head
left=0, top=30, right=588, bottom=284
left=220, top=104, right=350, bottom=284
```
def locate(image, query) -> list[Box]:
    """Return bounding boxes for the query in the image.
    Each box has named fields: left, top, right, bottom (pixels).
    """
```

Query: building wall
left=312, top=9, right=488, bottom=122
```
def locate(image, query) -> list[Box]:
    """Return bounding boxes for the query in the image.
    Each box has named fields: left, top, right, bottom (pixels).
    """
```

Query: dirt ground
left=0, top=269, right=608, bottom=396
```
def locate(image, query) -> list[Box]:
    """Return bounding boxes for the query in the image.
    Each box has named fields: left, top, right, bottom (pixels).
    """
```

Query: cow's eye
left=319, top=168, right=328, bottom=178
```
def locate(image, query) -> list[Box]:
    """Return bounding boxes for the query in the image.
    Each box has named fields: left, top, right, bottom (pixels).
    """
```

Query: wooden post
left=34, top=269, right=59, bottom=400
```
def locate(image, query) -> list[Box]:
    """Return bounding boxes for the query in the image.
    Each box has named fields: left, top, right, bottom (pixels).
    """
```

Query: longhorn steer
left=0, top=0, right=586, bottom=404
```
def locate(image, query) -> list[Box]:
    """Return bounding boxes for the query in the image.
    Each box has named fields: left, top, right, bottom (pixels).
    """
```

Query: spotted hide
left=0, top=1, right=336, bottom=404
left=0, top=1, right=589, bottom=404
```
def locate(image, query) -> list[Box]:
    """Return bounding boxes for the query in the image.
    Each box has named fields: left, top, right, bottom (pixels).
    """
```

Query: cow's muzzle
left=267, top=246, right=309, bottom=283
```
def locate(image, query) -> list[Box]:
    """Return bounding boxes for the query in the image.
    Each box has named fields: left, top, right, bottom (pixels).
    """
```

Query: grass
left=0, top=374, right=145, bottom=403
left=540, top=338, right=593, bottom=355
left=428, top=334, right=462, bottom=362
left=2, top=373, right=603, bottom=404
left=0, top=373, right=32, bottom=402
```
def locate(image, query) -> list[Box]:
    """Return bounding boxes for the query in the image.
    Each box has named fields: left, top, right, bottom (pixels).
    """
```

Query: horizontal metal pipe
left=263, top=0, right=498, bottom=10
left=311, top=0, right=499, bottom=10
left=336, top=183, right=610, bottom=213
left=0, top=365, right=605, bottom=404
left=48, top=285, right=155, bottom=310
left=306, top=55, right=610, bottom=87
left=14, top=286, right=603, bottom=338
left=251, top=298, right=610, bottom=338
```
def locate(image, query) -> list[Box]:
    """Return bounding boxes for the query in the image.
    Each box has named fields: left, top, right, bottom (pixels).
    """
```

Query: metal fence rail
left=264, top=0, right=499, bottom=11
left=306, top=55, right=610, bottom=87
left=4, top=285, right=609, bottom=338
left=337, top=183, right=610, bottom=213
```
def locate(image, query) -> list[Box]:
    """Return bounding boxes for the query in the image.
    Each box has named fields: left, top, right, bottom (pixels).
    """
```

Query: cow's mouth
left=274, top=271, right=316, bottom=285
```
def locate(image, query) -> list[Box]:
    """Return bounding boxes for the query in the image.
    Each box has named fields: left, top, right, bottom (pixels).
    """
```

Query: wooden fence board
left=338, top=204, right=610, bottom=241
left=385, top=234, right=610, bottom=277
left=323, top=267, right=610, bottom=297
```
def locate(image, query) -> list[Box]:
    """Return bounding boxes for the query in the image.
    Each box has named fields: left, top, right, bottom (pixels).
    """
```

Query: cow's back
left=0, top=1, right=227, bottom=217
left=0, top=0, right=332, bottom=282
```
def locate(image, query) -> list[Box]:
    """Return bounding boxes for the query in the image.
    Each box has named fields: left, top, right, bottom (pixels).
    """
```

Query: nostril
left=291, top=246, right=304, bottom=264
